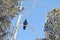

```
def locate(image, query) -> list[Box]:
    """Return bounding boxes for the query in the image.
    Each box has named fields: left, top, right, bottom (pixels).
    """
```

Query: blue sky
left=11, top=0, right=60, bottom=40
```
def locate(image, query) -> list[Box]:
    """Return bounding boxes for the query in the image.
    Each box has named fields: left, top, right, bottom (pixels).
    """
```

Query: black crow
left=23, top=19, right=28, bottom=30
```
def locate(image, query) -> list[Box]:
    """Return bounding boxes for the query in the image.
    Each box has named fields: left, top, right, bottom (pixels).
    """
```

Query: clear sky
left=11, top=0, right=60, bottom=40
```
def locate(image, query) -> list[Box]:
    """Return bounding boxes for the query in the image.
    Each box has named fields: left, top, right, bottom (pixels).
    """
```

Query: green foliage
left=35, top=38, right=49, bottom=40
left=36, top=38, right=38, bottom=40
left=44, top=8, right=60, bottom=40
left=0, top=0, right=19, bottom=40
left=0, top=0, right=18, bottom=18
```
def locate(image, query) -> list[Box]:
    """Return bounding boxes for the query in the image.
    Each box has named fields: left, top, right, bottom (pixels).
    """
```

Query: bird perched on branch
left=23, top=19, right=28, bottom=30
